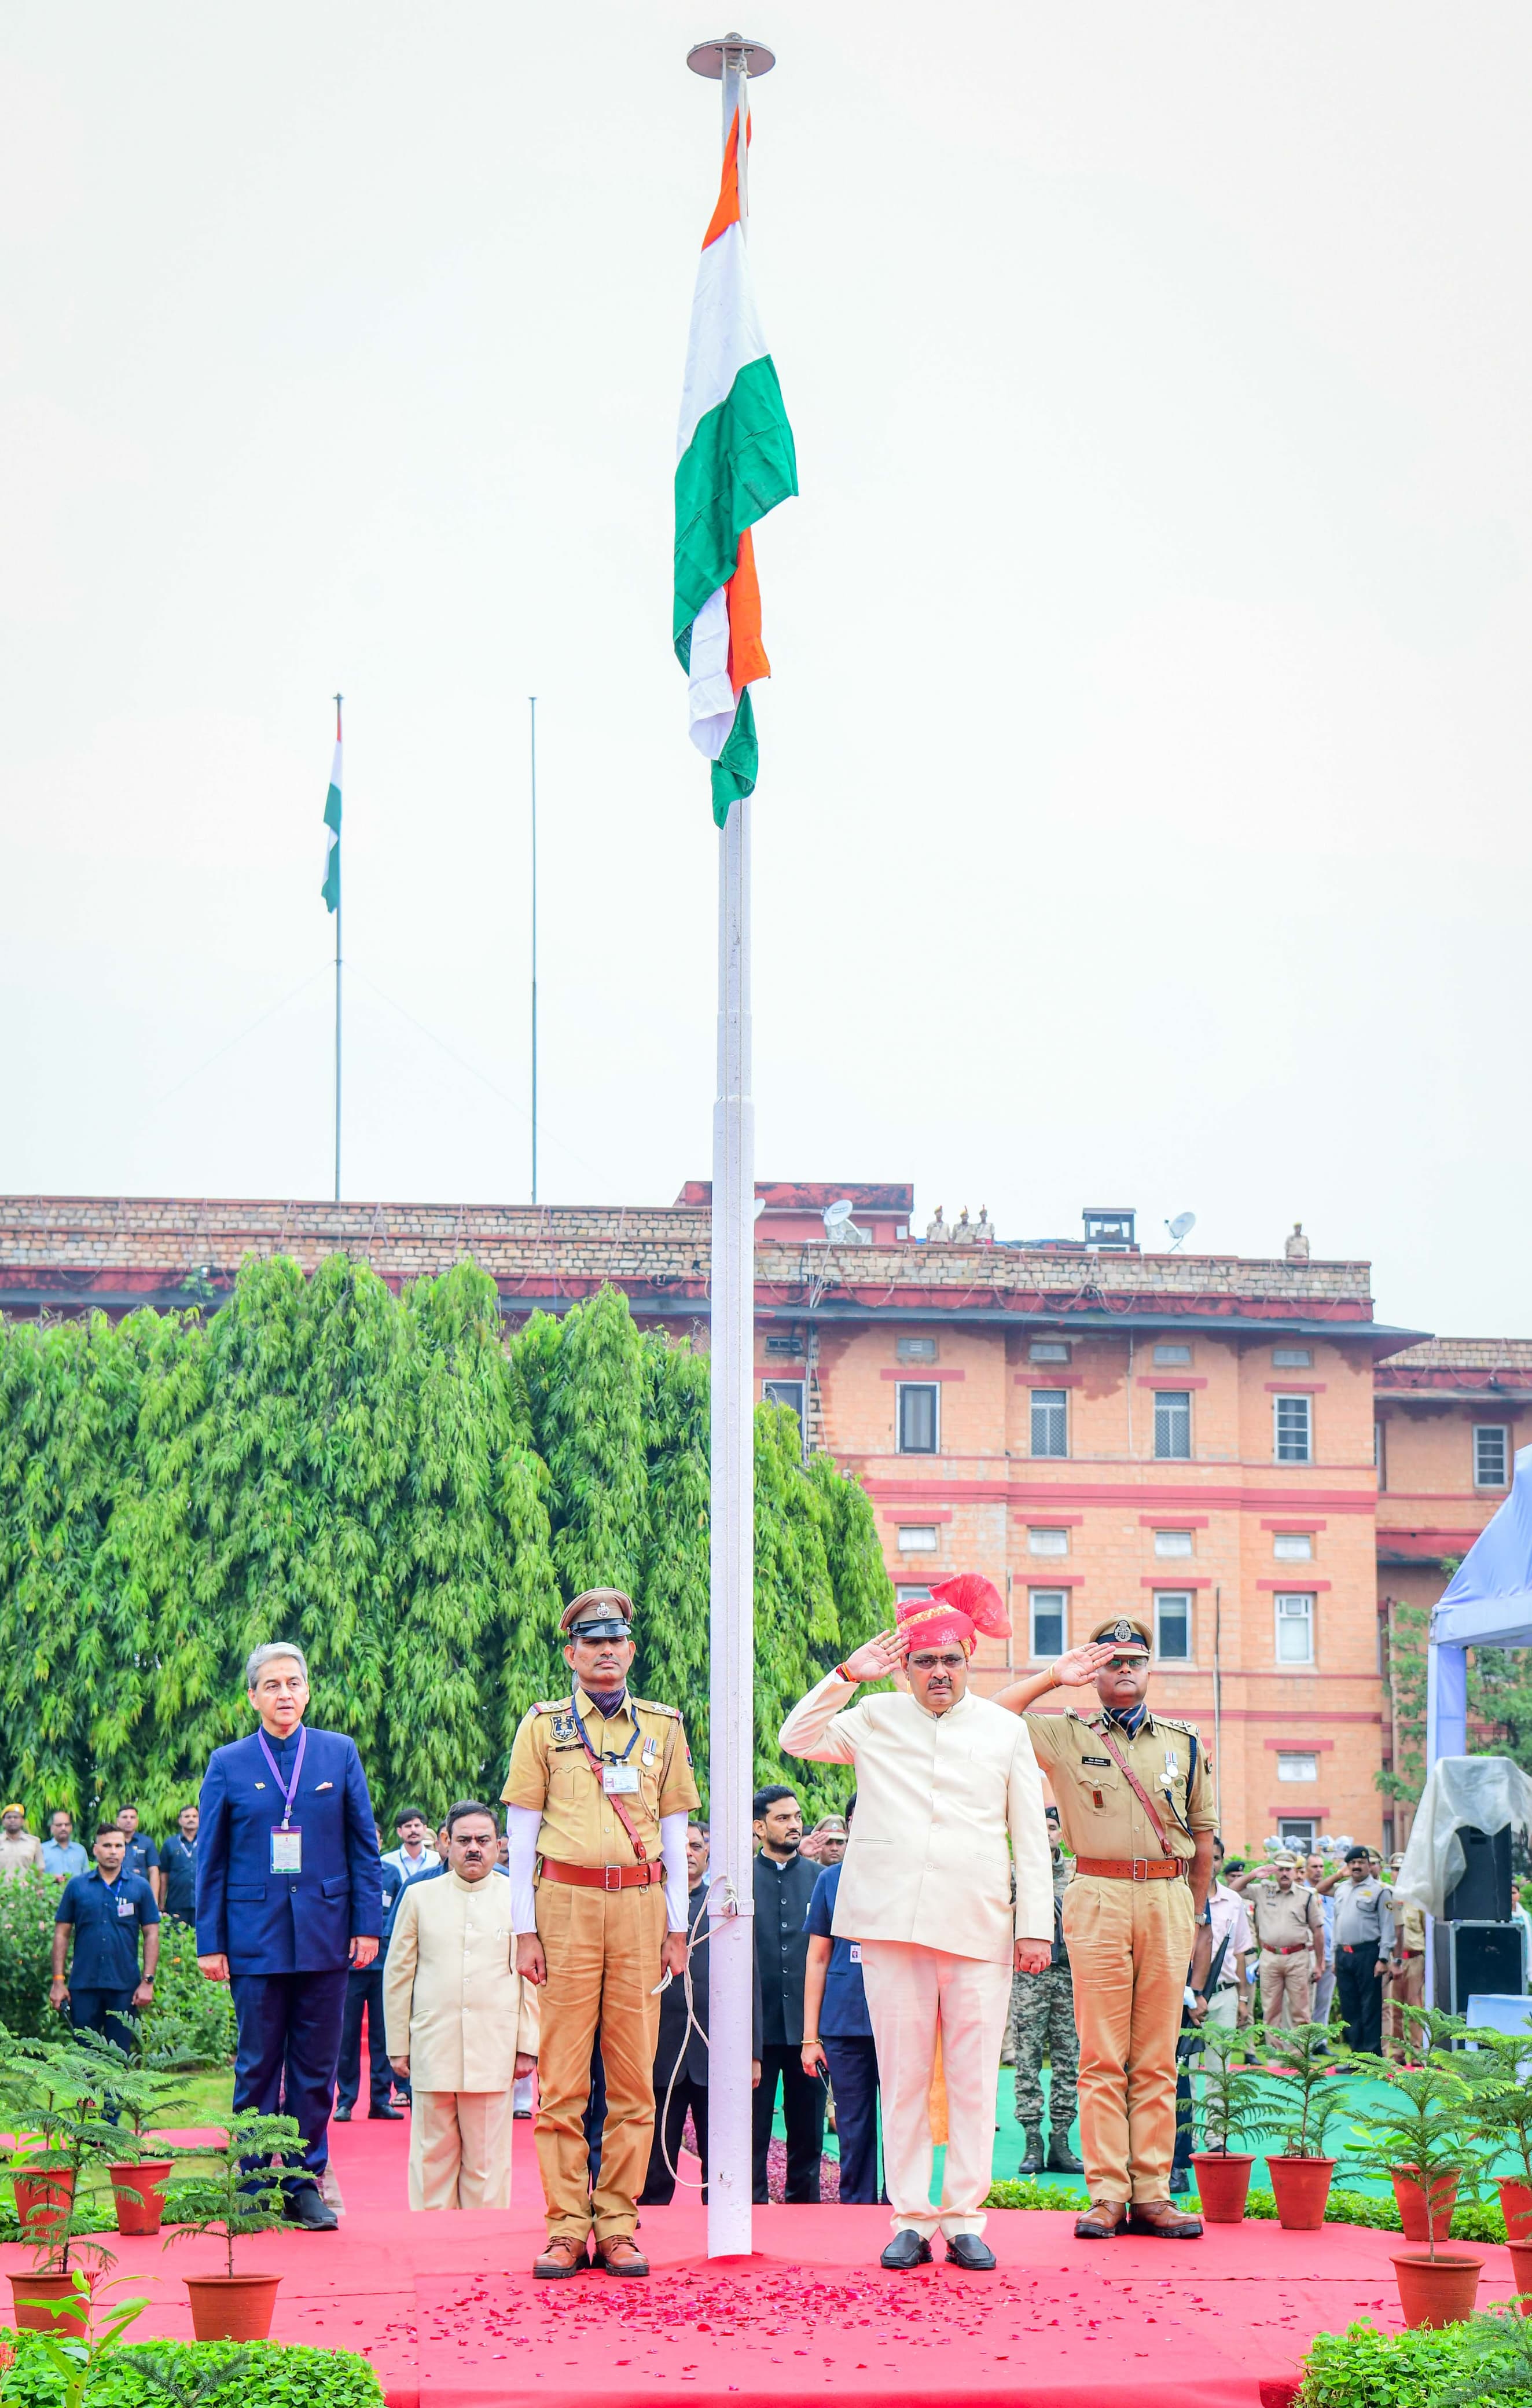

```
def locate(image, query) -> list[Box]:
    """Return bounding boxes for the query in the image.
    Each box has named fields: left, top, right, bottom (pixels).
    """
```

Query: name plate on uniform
left=602, top=1765, right=640, bottom=1795
left=271, top=1827, right=303, bottom=1873
left=116, top=1896, right=135, bottom=1918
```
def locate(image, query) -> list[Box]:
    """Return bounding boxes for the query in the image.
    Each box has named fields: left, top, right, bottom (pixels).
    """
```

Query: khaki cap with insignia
left=560, top=1588, right=635, bottom=1639
left=1089, top=1615, right=1151, bottom=1656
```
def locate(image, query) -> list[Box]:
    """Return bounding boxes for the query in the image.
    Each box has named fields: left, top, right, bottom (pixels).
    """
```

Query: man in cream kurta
left=384, top=1802, right=539, bottom=2211
left=780, top=1577, right=1053, bottom=2270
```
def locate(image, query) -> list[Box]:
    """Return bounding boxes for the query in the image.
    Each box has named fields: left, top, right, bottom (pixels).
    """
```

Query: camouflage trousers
left=1005, top=1959, right=1079, bottom=2137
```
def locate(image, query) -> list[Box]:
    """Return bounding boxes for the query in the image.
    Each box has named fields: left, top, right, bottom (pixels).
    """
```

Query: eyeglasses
left=908, top=1651, right=966, bottom=1671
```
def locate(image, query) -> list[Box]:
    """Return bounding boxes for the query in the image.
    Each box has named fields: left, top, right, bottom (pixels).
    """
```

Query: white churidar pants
left=408, top=2090, right=515, bottom=2211
left=858, top=1939, right=1012, bottom=2238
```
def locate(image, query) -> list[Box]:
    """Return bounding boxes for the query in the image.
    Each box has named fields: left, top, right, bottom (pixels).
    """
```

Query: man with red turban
left=779, top=1576, right=1053, bottom=2270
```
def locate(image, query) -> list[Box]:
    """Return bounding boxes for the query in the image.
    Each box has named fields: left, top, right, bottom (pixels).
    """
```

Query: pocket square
left=315, top=1781, right=334, bottom=1791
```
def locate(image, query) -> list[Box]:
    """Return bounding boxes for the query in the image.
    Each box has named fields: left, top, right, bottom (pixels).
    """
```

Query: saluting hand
left=841, top=1631, right=907, bottom=1684
left=1049, top=1642, right=1120, bottom=1689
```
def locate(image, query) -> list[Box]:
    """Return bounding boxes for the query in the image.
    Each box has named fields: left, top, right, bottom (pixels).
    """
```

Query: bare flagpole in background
left=529, top=695, right=539, bottom=1205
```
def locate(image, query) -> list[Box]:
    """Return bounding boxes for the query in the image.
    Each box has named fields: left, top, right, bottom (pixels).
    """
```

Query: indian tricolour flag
left=321, top=700, right=342, bottom=913
left=675, top=99, right=797, bottom=827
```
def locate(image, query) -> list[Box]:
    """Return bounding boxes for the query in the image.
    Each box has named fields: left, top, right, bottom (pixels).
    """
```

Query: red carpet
left=4, top=2110, right=1518, bottom=2408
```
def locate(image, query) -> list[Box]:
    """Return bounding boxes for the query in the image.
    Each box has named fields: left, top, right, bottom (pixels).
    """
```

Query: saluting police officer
left=502, top=1589, right=699, bottom=2279
left=997, top=1614, right=1215, bottom=2240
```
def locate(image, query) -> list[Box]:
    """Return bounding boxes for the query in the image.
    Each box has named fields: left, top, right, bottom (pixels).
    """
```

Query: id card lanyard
left=570, top=1692, right=640, bottom=1794
left=258, top=1726, right=307, bottom=1874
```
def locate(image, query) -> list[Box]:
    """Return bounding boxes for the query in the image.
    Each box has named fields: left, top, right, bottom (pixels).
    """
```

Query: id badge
left=117, top=1896, right=135, bottom=1918
left=271, top=1826, right=303, bottom=1874
left=848, top=1943, right=862, bottom=1963
left=602, top=1764, right=640, bottom=1795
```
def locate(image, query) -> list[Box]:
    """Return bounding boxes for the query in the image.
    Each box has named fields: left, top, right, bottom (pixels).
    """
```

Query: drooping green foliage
left=0, top=1264, right=890, bottom=1826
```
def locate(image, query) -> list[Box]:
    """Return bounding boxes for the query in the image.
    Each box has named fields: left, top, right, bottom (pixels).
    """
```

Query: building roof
left=1375, top=1337, right=1532, bottom=1398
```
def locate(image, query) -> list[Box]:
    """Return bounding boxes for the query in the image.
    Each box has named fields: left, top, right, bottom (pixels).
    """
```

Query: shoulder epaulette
left=531, top=1696, right=572, bottom=1718
left=633, top=1697, right=681, bottom=1720
left=1155, top=1715, right=1202, bottom=1736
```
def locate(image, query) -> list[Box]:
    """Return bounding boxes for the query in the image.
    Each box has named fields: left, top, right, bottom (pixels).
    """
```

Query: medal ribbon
left=256, top=1727, right=307, bottom=1830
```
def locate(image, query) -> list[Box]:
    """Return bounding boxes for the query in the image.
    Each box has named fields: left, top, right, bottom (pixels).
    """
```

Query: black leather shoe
left=944, top=2233, right=997, bottom=2271
left=1017, top=2123, right=1043, bottom=2174
left=332, top=2106, right=352, bottom=2122
left=1169, top=2165, right=1192, bottom=2196
left=368, top=2105, right=405, bottom=2120
left=1046, top=2131, right=1083, bottom=2174
left=284, top=2185, right=339, bottom=2230
left=880, top=2229, right=934, bottom=2270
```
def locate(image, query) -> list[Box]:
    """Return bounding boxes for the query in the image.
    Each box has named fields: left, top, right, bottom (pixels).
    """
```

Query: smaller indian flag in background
left=321, top=696, right=342, bottom=912
left=675, top=97, right=796, bottom=826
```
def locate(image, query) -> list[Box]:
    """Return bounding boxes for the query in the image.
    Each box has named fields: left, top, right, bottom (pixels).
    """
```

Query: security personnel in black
left=640, top=1825, right=765, bottom=2206
left=50, top=1823, right=161, bottom=2094
left=335, top=1848, right=405, bottom=2119
left=752, top=1785, right=825, bottom=2204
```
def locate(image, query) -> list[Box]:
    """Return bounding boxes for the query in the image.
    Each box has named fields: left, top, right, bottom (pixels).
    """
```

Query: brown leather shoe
left=1074, top=2200, right=1129, bottom=2238
left=533, top=2234, right=590, bottom=2278
left=595, top=2234, right=650, bottom=2278
left=1126, top=2199, right=1203, bottom=2238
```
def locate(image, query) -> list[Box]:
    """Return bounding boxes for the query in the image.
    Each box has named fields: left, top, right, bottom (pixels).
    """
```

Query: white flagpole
left=688, top=25, right=771, bottom=2263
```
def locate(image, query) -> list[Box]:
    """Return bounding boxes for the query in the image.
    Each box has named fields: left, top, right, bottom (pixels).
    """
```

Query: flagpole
left=688, top=24, right=774, bottom=2267
left=333, top=692, right=343, bottom=1202
left=529, top=695, right=538, bottom=1206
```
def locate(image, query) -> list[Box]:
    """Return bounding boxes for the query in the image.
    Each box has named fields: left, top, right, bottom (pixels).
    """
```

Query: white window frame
left=1153, top=1342, right=1192, bottom=1367
left=1277, top=1752, right=1318, bottom=1783
left=1274, top=1591, right=1316, bottom=1665
left=1273, top=1393, right=1313, bottom=1464
left=1278, top=1817, right=1317, bottom=1849
left=762, top=1378, right=805, bottom=1421
left=1030, top=1389, right=1069, bottom=1460
left=895, top=1582, right=932, bottom=1604
left=1153, top=1528, right=1194, bottom=1559
left=896, top=1334, right=938, bottom=1364
left=1153, top=1389, right=1192, bottom=1460
left=1475, top=1425, right=1511, bottom=1491
left=895, top=1524, right=938, bottom=1554
left=1027, top=1526, right=1070, bottom=1557
left=897, top=1381, right=940, bottom=1455
left=1272, top=1530, right=1313, bottom=1562
left=1029, top=1588, right=1068, bottom=1661
left=1029, top=1339, right=1071, bottom=1363
left=1153, top=1590, right=1193, bottom=1662
left=1272, top=1346, right=1313, bottom=1369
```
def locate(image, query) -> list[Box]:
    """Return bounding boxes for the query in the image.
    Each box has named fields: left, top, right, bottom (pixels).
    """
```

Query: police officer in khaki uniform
left=502, top=1590, right=699, bottom=2278
left=997, top=1615, right=1215, bottom=2240
left=1233, top=1853, right=1324, bottom=2028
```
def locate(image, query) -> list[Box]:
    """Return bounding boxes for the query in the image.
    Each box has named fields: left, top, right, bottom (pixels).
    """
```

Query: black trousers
left=71, top=1988, right=137, bottom=2123
left=752, top=2042, right=825, bottom=2204
left=230, top=1967, right=348, bottom=2184
left=638, top=2069, right=709, bottom=2205
left=1335, top=1944, right=1383, bottom=2054
left=822, top=2036, right=880, bottom=2205
left=335, top=1964, right=392, bottom=2113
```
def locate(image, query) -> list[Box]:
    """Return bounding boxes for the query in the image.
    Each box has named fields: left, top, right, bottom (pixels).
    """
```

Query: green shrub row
left=0, top=2335, right=383, bottom=2406
left=981, top=2179, right=1508, bottom=2240
left=1300, top=2313, right=1532, bottom=2408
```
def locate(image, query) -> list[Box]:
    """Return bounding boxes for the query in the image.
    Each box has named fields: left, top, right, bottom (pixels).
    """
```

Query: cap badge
left=1109, top=1618, right=1136, bottom=1643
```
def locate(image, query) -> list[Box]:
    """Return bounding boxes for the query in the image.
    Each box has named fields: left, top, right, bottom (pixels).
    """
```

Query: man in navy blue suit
left=196, top=1641, right=383, bottom=2230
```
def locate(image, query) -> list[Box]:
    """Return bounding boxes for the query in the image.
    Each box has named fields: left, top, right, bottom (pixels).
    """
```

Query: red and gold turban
left=895, top=1573, right=1009, bottom=1658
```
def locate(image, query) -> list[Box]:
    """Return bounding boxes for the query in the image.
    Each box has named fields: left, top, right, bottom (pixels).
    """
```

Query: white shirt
left=383, top=1868, right=540, bottom=2092
left=1207, top=1880, right=1253, bottom=1985
left=382, top=1844, right=439, bottom=1884
left=778, top=1674, right=1053, bottom=1964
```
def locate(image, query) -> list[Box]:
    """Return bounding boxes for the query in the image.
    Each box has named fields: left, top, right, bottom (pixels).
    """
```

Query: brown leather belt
left=1074, top=1856, right=1184, bottom=1882
left=537, top=1856, right=663, bottom=1892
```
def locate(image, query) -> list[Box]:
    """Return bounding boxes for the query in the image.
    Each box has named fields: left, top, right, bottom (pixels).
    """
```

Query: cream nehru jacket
left=383, top=1869, right=540, bottom=2093
left=779, top=1676, right=1053, bottom=1965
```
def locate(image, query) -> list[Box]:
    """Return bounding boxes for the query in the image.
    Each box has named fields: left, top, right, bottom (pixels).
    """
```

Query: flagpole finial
left=686, top=31, right=776, bottom=76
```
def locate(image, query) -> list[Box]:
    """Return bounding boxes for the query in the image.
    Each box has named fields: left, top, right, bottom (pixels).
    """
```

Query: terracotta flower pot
left=1500, top=2175, right=1532, bottom=2243
left=1390, top=2248, right=1483, bottom=2329
left=1267, top=2154, right=1336, bottom=2231
left=1507, top=2238, right=1532, bottom=2295
left=110, top=2160, right=171, bottom=2237
left=11, top=2169, right=75, bottom=2237
left=8, top=2270, right=93, bottom=2334
left=1188, top=2152, right=1254, bottom=2224
left=1391, top=2165, right=1459, bottom=2242
left=184, top=2274, right=282, bottom=2342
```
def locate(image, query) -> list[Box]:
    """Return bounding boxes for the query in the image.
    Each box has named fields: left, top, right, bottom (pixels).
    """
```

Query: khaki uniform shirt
left=1026, top=1706, right=1215, bottom=1863
left=501, top=1687, right=699, bottom=1866
left=0, top=1832, right=45, bottom=1882
left=383, top=1868, right=540, bottom=2091
left=1398, top=1900, right=1426, bottom=1952
left=1246, top=1878, right=1323, bottom=1952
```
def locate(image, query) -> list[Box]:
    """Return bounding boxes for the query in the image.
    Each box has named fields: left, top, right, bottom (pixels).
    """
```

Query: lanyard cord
left=570, top=1693, right=639, bottom=1765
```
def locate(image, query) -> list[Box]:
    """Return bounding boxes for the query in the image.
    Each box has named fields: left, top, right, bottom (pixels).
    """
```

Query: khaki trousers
left=1259, top=1948, right=1313, bottom=2028
left=1063, top=1873, right=1195, bottom=2206
left=409, top=2090, right=515, bottom=2211
left=858, top=1939, right=1012, bottom=2239
left=533, top=1877, right=664, bottom=2242
left=1386, top=1951, right=1427, bottom=2055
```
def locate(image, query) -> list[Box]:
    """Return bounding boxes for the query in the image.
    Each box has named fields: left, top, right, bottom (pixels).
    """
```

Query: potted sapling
left=1186, top=2024, right=1281, bottom=2223
left=1257, top=2021, right=1355, bottom=2229
left=1350, top=2060, right=1490, bottom=2328
left=0, top=2031, right=141, bottom=2329
left=161, top=2110, right=304, bottom=2340
left=104, top=2016, right=198, bottom=2236
left=1453, top=2013, right=1532, bottom=2258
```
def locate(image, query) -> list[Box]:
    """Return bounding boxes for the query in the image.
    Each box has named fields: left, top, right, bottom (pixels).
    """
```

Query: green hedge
left=0, top=2336, right=383, bottom=2405
left=982, top=2179, right=1508, bottom=2241
left=1300, top=2314, right=1532, bottom=2407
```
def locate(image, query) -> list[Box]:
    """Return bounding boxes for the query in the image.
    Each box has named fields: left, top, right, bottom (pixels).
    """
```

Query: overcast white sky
left=3, top=5, right=1528, bottom=1339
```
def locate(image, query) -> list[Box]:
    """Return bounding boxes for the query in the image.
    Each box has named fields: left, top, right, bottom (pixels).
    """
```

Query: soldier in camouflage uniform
left=1005, top=1805, right=1081, bottom=2174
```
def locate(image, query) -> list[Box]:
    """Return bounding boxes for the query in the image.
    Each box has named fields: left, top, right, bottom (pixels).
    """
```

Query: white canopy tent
left=1425, top=1442, right=1532, bottom=1765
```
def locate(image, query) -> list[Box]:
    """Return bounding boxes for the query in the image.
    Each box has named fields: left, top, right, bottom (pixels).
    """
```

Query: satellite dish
left=822, top=1199, right=855, bottom=1230
left=752, top=1198, right=766, bottom=1221
left=1166, top=1211, right=1196, bottom=1249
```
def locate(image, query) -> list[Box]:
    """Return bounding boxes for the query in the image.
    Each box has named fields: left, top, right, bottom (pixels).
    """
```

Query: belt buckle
left=602, top=1866, right=623, bottom=1892
left=1131, top=1858, right=1149, bottom=1883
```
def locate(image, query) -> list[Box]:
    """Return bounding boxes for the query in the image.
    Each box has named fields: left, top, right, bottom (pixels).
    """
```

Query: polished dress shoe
left=944, top=2233, right=997, bottom=2271
left=533, top=2236, right=590, bottom=2278
left=1127, top=2199, right=1203, bottom=2238
left=1046, top=2131, right=1083, bottom=2175
left=595, top=2236, right=649, bottom=2278
left=284, top=2184, right=339, bottom=2230
left=331, top=2106, right=352, bottom=2122
left=880, top=2229, right=934, bottom=2269
left=1169, top=2165, right=1192, bottom=2195
left=1074, top=2200, right=1129, bottom=2239
left=368, top=2105, right=405, bottom=2120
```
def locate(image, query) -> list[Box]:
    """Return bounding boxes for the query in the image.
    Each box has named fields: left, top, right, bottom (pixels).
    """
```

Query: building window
left=1154, top=1390, right=1191, bottom=1460
left=1275, top=1592, right=1315, bottom=1665
left=1277, top=1751, right=1318, bottom=1782
left=1027, top=1526, right=1070, bottom=1557
left=897, top=1382, right=939, bottom=1455
left=1475, top=1425, right=1510, bottom=1489
left=1153, top=1342, right=1192, bottom=1366
left=763, top=1334, right=800, bottom=1359
left=1273, top=1530, right=1313, bottom=1562
left=1029, top=1339, right=1070, bottom=1362
left=1273, top=1346, right=1312, bottom=1368
left=762, top=1379, right=804, bottom=1433
left=895, top=1583, right=932, bottom=1604
left=1375, top=1419, right=1387, bottom=1491
left=1030, top=1390, right=1068, bottom=1459
left=1278, top=1817, right=1317, bottom=1849
left=1030, top=1590, right=1067, bottom=1660
left=1153, top=1592, right=1192, bottom=1661
left=1274, top=1394, right=1313, bottom=1464
left=896, top=1524, right=938, bottom=1554
left=1153, top=1529, right=1194, bottom=1559
left=897, top=1334, right=938, bottom=1364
